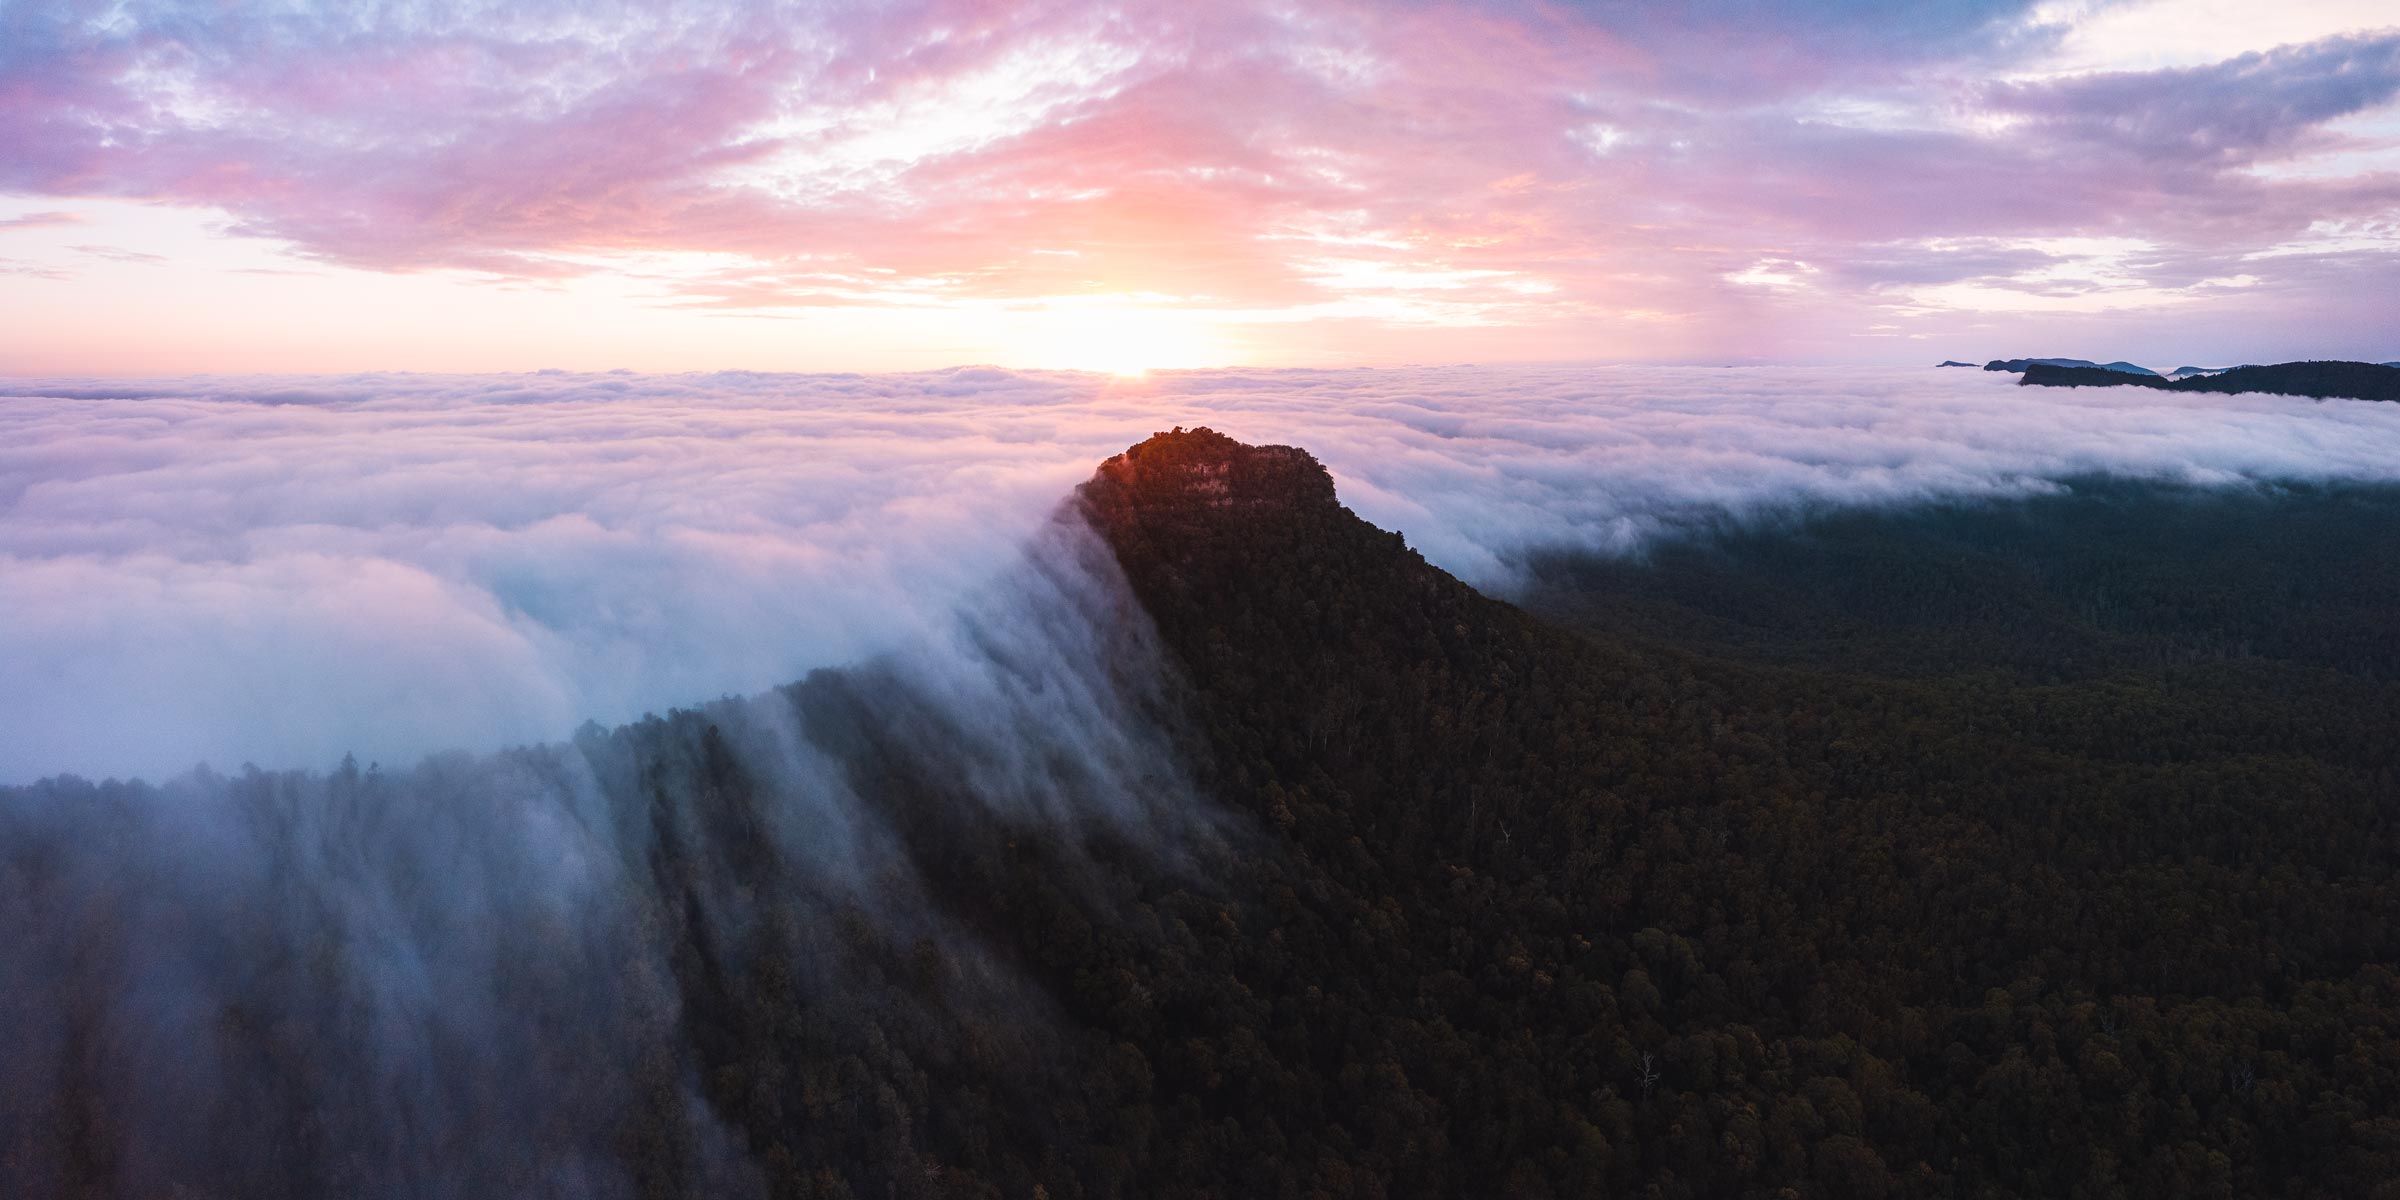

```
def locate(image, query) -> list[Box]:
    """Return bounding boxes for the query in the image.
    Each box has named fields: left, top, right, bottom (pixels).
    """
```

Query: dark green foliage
left=986, top=429, right=2400, bottom=1198
left=2175, top=362, right=2400, bottom=401
left=2019, top=364, right=2177, bottom=390
left=1986, top=359, right=2160, bottom=376
left=2020, top=360, right=2400, bottom=401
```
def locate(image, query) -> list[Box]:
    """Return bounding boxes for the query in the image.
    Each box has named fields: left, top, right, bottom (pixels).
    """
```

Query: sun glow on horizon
left=1015, top=302, right=1240, bottom=375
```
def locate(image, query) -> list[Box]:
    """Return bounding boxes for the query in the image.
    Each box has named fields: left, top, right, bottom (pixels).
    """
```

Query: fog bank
left=8, top=363, right=2400, bottom=780
left=0, top=509, right=1220, bottom=1198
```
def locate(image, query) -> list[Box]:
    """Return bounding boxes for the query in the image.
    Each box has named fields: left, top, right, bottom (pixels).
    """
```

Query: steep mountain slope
left=1061, top=428, right=2400, bottom=1199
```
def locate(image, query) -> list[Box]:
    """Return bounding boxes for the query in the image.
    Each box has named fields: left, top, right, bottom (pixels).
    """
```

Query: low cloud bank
left=0, top=511, right=1222, bottom=1198
left=8, top=363, right=2400, bottom=781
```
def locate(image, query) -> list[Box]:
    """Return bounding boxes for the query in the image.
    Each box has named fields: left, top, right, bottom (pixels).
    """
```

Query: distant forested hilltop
left=8, top=428, right=2400, bottom=1199
left=1983, top=357, right=2160, bottom=376
left=2008, top=359, right=2400, bottom=401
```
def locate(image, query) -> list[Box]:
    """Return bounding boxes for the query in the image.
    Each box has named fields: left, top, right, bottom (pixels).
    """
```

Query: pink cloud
left=0, top=1, right=2395, bottom=360
left=0, top=210, right=84, bottom=230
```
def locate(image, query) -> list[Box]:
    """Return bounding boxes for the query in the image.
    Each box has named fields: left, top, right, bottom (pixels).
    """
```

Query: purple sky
left=2, top=0, right=2396, bottom=372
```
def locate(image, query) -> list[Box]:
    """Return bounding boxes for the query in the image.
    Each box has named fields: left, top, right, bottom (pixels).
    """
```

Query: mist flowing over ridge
left=11, top=363, right=2400, bottom=781
left=8, top=422, right=2400, bottom=1197
left=0, top=503, right=1229, bottom=1198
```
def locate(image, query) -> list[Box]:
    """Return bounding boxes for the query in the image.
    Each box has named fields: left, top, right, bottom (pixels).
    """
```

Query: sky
left=2, top=0, right=2397, bottom=374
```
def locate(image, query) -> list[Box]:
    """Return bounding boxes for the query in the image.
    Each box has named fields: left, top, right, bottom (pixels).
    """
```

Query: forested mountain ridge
left=1983, top=358, right=2160, bottom=376
left=2019, top=360, right=2400, bottom=401
left=1063, top=427, right=2400, bottom=1199
left=8, top=428, right=2400, bottom=1199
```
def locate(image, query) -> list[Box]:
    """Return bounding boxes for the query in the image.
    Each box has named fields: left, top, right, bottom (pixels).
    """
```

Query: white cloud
left=1573, top=123, right=1629, bottom=155
left=2025, top=0, right=2400, bottom=75
left=1727, top=259, right=1818, bottom=289
left=10, top=363, right=2400, bottom=781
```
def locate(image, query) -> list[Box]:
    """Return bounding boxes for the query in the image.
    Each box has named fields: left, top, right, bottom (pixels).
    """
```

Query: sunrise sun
left=1021, top=302, right=1234, bottom=375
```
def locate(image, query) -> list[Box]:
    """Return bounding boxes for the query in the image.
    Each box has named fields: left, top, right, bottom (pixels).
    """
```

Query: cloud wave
left=9, top=363, right=2400, bottom=781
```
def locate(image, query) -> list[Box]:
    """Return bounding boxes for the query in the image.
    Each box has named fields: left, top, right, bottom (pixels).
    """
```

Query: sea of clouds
left=0, top=508, right=1219, bottom=1197
left=9, top=362, right=2400, bottom=783
left=10, top=361, right=2400, bottom=1196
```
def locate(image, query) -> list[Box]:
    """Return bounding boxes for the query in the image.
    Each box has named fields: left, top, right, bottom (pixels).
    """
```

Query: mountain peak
left=1078, top=427, right=1374, bottom=628
left=1083, top=426, right=1335, bottom=515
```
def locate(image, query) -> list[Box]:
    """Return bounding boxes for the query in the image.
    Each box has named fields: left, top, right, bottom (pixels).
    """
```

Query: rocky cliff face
left=1079, top=426, right=1337, bottom=531
left=1076, top=424, right=1546, bottom=812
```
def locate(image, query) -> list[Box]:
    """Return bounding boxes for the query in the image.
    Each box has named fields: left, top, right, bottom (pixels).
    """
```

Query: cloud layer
left=11, top=363, right=2400, bottom=781
left=0, top=510, right=1224, bottom=1197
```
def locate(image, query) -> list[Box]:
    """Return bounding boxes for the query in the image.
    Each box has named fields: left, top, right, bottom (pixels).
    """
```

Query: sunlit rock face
left=1084, top=426, right=1334, bottom=515
left=1078, top=425, right=1417, bottom=632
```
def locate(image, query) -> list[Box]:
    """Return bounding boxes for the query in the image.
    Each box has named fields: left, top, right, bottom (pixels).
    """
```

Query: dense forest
left=2018, top=359, right=2400, bottom=401
left=7, top=428, right=2399, bottom=1198
left=1982, top=358, right=2158, bottom=375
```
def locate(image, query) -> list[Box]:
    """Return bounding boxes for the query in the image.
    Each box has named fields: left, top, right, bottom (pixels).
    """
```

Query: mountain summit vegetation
left=8, top=428, right=2399, bottom=1199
